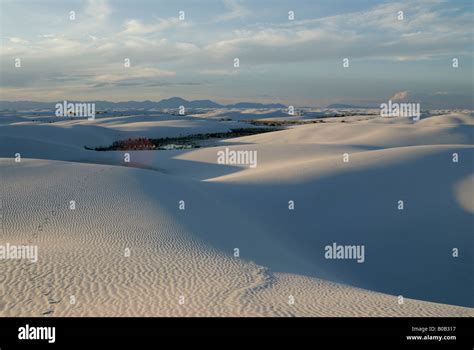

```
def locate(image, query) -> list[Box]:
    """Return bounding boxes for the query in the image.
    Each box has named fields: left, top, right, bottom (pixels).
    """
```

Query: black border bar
left=0, top=317, right=472, bottom=347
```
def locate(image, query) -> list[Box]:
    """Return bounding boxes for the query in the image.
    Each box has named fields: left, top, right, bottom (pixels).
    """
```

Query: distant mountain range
left=0, top=97, right=286, bottom=110
left=326, top=103, right=374, bottom=109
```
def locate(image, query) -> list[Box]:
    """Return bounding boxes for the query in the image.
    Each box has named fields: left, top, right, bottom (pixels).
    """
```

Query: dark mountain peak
left=326, top=103, right=371, bottom=109
left=0, top=98, right=287, bottom=110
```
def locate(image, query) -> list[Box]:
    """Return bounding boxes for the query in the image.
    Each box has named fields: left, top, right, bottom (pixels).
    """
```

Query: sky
left=0, top=0, right=472, bottom=107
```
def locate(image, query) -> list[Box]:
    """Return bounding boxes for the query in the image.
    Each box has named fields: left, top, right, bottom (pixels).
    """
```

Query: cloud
left=214, top=0, right=250, bottom=22
left=9, top=37, right=29, bottom=44
left=85, top=0, right=111, bottom=21
left=198, top=69, right=239, bottom=76
left=390, top=91, right=411, bottom=101
left=205, top=27, right=357, bottom=63
left=387, top=91, right=473, bottom=109
left=0, top=0, right=471, bottom=104
left=122, top=19, right=156, bottom=34
left=3, top=0, right=469, bottom=66
left=205, top=0, right=471, bottom=64
left=95, top=67, right=175, bottom=81
left=122, top=17, right=189, bottom=35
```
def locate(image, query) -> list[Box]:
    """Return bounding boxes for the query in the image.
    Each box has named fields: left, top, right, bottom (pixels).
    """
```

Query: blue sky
left=0, top=0, right=472, bottom=106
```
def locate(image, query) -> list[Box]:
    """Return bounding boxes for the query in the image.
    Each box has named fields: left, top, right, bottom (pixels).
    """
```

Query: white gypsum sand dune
left=0, top=111, right=473, bottom=316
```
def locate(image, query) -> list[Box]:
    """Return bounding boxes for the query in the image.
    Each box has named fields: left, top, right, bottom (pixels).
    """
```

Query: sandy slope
left=0, top=111, right=472, bottom=316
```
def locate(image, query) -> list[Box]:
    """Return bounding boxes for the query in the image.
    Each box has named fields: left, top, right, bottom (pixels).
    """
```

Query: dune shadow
left=137, top=146, right=474, bottom=308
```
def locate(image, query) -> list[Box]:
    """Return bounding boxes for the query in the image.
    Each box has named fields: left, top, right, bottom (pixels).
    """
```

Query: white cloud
left=122, top=17, right=189, bottom=35
left=85, top=0, right=111, bottom=21
left=9, top=37, right=29, bottom=44
left=0, top=0, right=471, bottom=104
left=204, top=0, right=470, bottom=63
left=94, top=67, right=176, bottom=84
left=3, top=0, right=469, bottom=66
left=94, top=67, right=176, bottom=82
left=198, top=69, right=239, bottom=76
left=390, top=91, right=411, bottom=101
left=214, top=0, right=250, bottom=22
